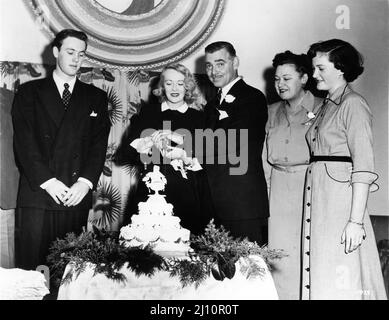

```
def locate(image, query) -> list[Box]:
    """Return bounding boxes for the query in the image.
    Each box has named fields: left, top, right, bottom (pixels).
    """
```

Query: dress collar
left=300, top=90, right=315, bottom=113
left=283, top=90, right=315, bottom=113
left=326, top=83, right=350, bottom=106
left=161, top=101, right=189, bottom=113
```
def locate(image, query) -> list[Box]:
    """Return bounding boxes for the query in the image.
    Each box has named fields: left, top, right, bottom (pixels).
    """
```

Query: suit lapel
left=216, top=79, right=246, bottom=128
left=219, top=79, right=245, bottom=111
left=40, top=76, right=66, bottom=128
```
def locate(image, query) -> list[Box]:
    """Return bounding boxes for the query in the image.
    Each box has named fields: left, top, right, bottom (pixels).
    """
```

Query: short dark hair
left=51, top=29, right=88, bottom=50
left=205, top=41, right=236, bottom=57
left=307, top=39, right=364, bottom=82
left=272, top=50, right=311, bottom=77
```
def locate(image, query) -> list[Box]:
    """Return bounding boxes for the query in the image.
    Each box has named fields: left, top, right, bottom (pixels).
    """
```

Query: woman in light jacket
left=263, top=51, right=322, bottom=300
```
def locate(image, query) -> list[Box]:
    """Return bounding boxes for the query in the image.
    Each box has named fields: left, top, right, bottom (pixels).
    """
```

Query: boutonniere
left=224, top=94, right=236, bottom=103
left=307, top=111, right=316, bottom=119
left=301, top=111, right=316, bottom=126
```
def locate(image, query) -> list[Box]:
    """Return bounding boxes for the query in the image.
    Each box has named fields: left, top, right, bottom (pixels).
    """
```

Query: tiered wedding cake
left=119, top=166, right=190, bottom=257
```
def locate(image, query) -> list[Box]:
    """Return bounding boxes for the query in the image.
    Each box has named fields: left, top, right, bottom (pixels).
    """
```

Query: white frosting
left=138, top=195, right=174, bottom=216
left=120, top=166, right=190, bottom=255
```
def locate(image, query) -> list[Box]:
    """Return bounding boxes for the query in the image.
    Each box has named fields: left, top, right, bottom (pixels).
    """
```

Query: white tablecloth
left=58, top=255, right=278, bottom=300
left=0, top=267, right=49, bottom=300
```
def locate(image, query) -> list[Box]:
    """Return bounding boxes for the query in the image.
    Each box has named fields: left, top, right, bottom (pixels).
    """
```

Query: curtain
left=0, top=209, right=15, bottom=268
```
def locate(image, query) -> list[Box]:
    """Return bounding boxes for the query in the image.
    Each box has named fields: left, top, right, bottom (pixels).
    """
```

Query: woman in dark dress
left=114, top=64, right=213, bottom=235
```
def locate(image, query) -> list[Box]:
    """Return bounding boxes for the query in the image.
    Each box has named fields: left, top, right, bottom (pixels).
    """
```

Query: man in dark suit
left=12, top=29, right=110, bottom=270
left=203, top=41, right=269, bottom=245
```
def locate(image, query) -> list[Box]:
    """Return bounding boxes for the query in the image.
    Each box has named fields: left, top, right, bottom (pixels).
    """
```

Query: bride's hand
left=152, top=130, right=184, bottom=146
left=150, top=131, right=165, bottom=150
left=161, top=130, right=184, bottom=145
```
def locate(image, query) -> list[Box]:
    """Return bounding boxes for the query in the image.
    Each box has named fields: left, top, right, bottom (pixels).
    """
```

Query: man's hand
left=133, top=136, right=154, bottom=154
left=62, top=181, right=90, bottom=207
left=44, top=179, right=70, bottom=205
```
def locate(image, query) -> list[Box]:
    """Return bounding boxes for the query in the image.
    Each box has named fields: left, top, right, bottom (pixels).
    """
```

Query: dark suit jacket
left=11, top=75, right=110, bottom=210
left=203, top=79, right=269, bottom=220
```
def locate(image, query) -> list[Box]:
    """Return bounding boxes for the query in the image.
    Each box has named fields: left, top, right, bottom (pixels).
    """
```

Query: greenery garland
left=47, top=220, right=285, bottom=289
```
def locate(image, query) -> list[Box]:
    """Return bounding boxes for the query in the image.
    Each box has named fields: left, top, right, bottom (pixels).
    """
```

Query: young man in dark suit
left=203, top=41, right=269, bottom=245
left=12, top=29, right=110, bottom=270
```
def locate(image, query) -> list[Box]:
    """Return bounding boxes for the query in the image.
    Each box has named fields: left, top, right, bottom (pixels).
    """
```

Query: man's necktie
left=62, top=83, right=71, bottom=108
left=216, top=88, right=229, bottom=111
left=215, top=88, right=222, bottom=107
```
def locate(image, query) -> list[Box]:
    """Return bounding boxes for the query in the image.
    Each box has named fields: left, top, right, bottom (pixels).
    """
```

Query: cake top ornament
left=142, top=165, right=167, bottom=194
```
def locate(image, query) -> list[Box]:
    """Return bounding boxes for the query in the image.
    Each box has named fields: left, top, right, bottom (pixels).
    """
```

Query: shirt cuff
left=40, top=178, right=57, bottom=190
left=78, top=177, right=93, bottom=189
left=218, top=109, right=229, bottom=120
left=186, top=157, right=202, bottom=171
left=351, top=171, right=379, bottom=192
left=170, top=159, right=188, bottom=179
left=130, top=137, right=152, bottom=154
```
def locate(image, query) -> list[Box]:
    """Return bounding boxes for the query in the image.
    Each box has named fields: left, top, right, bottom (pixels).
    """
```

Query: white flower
left=307, top=111, right=316, bottom=119
left=119, top=225, right=134, bottom=240
left=224, top=94, right=236, bottom=103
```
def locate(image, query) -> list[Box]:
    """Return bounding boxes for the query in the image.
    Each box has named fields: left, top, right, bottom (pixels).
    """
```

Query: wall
left=0, top=0, right=388, bottom=218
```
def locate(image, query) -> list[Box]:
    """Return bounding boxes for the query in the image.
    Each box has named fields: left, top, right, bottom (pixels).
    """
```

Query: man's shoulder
left=243, top=81, right=265, bottom=97
left=234, top=80, right=265, bottom=99
left=78, top=80, right=107, bottom=97
left=18, top=78, right=47, bottom=90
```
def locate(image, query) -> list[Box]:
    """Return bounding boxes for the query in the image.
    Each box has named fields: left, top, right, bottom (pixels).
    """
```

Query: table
left=57, top=255, right=278, bottom=300
left=0, top=267, right=49, bottom=300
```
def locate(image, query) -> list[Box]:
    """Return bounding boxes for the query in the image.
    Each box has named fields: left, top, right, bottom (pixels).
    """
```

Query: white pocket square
left=218, top=110, right=229, bottom=120
left=90, top=111, right=98, bottom=117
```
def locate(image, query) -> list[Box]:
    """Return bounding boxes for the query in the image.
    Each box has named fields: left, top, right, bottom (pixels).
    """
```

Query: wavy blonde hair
left=153, top=63, right=204, bottom=110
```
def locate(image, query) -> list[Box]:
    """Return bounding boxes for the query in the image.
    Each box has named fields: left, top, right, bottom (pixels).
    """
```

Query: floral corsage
left=302, top=111, right=316, bottom=126
left=224, top=94, right=236, bottom=103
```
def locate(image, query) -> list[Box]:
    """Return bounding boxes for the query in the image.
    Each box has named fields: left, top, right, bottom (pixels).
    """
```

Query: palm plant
left=90, top=181, right=122, bottom=228
left=106, top=86, right=122, bottom=125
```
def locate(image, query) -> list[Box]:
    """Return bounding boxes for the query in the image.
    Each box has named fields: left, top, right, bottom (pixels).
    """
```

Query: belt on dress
left=272, top=164, right=309, bottom=173
left=309, top=155, right=353, bottom=163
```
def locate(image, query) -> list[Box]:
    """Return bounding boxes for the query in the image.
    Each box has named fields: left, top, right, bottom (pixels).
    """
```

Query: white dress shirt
left=219, top=76, right=242, bottom=103
left=52, top=70, right=77, bottom=95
